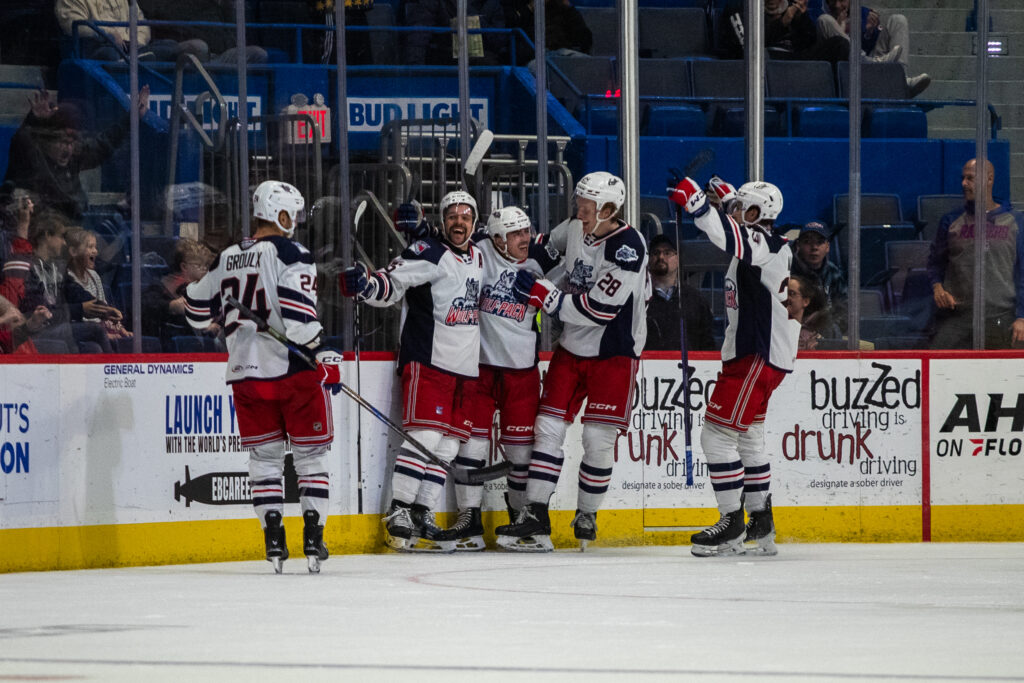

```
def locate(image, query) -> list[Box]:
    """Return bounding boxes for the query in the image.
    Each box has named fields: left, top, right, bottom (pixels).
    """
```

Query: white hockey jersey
left=475, top=236, right=560, bottom=370
left=185, top=235, right=322, bottom=383
left=541, top=218, right=649, bottom=359
left=692, top=205, right=800, bottom=372
left=361, top=235, right=483, bottom=378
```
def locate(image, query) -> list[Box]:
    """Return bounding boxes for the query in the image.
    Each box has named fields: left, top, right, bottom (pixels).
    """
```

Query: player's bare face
left=444, top=205, right=474, bottom=248
left=501, top=227, right=531, bottom=261
left=743, top=206, right=761, bottom=226
left=576, top=197, right=615, bottom=235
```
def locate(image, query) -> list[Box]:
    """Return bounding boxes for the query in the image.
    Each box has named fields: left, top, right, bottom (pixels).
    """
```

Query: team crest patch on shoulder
left=544, top=244, right=560, bottom=260
left=615, top=244, right=639, bottom=263
left=410, top=240, right=429, bottom=255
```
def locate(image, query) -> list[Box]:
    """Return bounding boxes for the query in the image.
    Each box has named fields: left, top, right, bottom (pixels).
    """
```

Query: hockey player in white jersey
left=495, top=171, right=649, bottom=551
left=669, top=175, right=800, bottom=557
left=339, top=191, right=483, bottom=552
left=434, top=205, right=561, bottom=550
left=185, top=180, right=343, bottom=573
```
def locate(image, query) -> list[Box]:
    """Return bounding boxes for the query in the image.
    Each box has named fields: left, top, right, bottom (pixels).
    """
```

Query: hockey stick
left=462, top=128, right=494, bottom=197
left=668, top=148, right=714, bottom=486
left=225, top=295, right=511, bottom=485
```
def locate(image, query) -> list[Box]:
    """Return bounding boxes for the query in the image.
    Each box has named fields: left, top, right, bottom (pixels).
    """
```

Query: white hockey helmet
left=486, top=206, right=532, bottom=241
left=439, top=190, right=478, bottom=223
left=735, top=181, right=783, bottom=224
left=253, top=180, right=305, bottom=236
left=575, top=171, right=626, bottom=214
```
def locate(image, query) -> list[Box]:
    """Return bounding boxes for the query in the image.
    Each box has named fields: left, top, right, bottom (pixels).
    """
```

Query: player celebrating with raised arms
left=668, top=175, right=800, bottom=557
left=496, top=172, right=649, bottom=551
left=185, top=180, right=342, bottom=573
left=339, top=191, right=483, bottom=553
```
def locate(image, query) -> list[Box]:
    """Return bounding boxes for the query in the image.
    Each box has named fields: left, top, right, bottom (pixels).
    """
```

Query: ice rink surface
left=2, top=543, right=1023, bottom=682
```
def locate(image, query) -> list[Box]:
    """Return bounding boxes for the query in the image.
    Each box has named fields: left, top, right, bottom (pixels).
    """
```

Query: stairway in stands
left=870, top=0, right=1024, bottom=203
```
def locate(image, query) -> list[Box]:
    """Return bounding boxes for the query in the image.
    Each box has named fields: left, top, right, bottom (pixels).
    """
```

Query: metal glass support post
left=457, top=0, right=472, bottom=190
left=236, top=0, right=250, bottom=238
left=744, top=0, right=764, bottom=182
left=618, top=0, right=639, bottom=227
left=535, top=0, right=549, bottom=235
left=334, top=2, right=354, bottom=352
left=973, top=0, right=989, bottom=349
left=129, top=2, right=142, bottom=353
left=847, top=0, right=863, bottom=349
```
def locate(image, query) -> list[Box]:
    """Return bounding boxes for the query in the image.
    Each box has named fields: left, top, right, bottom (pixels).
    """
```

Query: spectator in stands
left=505, top=0, right=592, bottom=67
left=304, top=0, right=375, bottom=65
left=4, top=86, right=150, bottom=222
left=141, top=237, right=220, bottom=351
left=0, top=294, right=26, bottom=336
left=137, top=0, right=268, bottom=65
left=645, top=233, right=716, bottom=352
left=0, top=185, right=36, bottom=300
left=403, top=0, right=507, bottom=65
left=817, top=0, right=930, bottom=97
left=18, top=211, right=112, bottom=353
left=927, top=158, right=1024, bottom=349
left=790, top=220, right=847, bottom=332
left=56, top=0, right=187, bottom=61
left=717, top=0, right=845, bottom=64
left=786, top=273, right=831, bottom=350
left=65, top=227, right=132, bottom=346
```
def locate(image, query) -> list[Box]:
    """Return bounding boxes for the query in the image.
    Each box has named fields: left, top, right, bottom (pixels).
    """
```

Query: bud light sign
left=348, top=97, right=489, bottom=132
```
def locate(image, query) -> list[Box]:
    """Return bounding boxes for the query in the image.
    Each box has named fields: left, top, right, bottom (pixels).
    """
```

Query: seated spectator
left=790, top=220, right=847, bottom=332
left=17, top=212, right=113, bottom=353
left=817, top=0, right=930, bottom=97
left=56, top=0, right=187, bottom=61
left=717, top=0, right=846, bottom=64
left=141, top=237, right=221, bottom=351
left=403, top=0, right=507, bottom=65
left=0, top=292, right=41, bottom=354
left=137, top=0, right=268, bottom=65
left=927, top=158, right=1024, bottom=350
left=786, top=273, right=833, bottom=350
left=645, top=233, right=716, bottom=352
left=64, top=227, right=132, bottom=346
left=505, top=0, right=592, bottom=66
left=0, top=185, right=36, bottom=304
left=4, top=86, right=150, bottom=222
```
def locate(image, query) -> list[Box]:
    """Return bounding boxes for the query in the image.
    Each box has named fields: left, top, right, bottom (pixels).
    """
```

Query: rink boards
left=1, top=352, right=1023, bottom=572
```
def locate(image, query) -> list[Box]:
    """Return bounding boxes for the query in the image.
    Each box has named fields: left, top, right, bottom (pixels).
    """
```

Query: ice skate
left=382, top=501, right=417, bottom=551
left=495, top=502, right=553, bottom=552
left=405, top=504, right=455, bottom=553
left=504, top=492, right=518, bottom=525
left=263, top=510, right=288, bottom=574
left=744, top=494, right=778, bottom=556
left=690, top=509, right=746, bottom=557
left=436, top=507, right=485, bottom=551
left=303, top=510, right=329, bottom=573
left=570, top=510, right=597, bottom=551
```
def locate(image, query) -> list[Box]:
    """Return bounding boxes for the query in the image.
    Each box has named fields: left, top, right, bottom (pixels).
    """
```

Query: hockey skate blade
left=307, top=556, right=322, bottom=573
left=744, top=533, right=778, bottom=557
left=496, top=534, right=553, bottom=553
left=270, top=556, right=285, bottom=574
left=579, top=539, right=589, bottom=552
left=691, top=537, right=746, bottom=558
left=452, top=535, right=486, bottom=552
left=400, top=536, right=456, bottom=554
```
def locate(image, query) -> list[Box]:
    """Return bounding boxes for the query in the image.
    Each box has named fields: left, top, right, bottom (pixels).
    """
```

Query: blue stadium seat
left=865, top=107, right=927, bottom=138
left=916, top=194, right=963, bottom=242
left=644, top=104, right=705, bottom=136
left=577, top=103, right=618, bottom=135
left=638, top=8, right=709, bottom=58
left=794, top=105, right=848, bottom=137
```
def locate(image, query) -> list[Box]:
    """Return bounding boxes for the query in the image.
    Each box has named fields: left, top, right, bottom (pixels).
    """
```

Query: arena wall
left=1, top=351, right=1022, bottom=573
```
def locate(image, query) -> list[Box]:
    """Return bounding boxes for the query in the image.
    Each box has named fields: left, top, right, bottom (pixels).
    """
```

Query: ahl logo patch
left=615, top=244, right=639, bottom=263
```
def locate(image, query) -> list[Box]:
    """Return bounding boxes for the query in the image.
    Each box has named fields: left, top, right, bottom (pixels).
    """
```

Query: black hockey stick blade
left=684, top=147, right=716, bottom=179
left=225, top=295, right=509, bottom=485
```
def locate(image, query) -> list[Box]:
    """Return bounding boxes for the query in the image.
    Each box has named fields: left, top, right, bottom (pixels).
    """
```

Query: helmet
left=439, top=190, right=478, bottom=224
left=575, top=171, right=625, bottom=214
left=486, top=206, right=532, bottom=242
left=735, top=181, right=783, bottom=224
left=253, top=180, right=305, bottom=236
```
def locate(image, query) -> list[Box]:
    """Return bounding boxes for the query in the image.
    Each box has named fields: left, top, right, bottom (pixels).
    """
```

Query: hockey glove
left=338, top=264, right=372, bottom=299
left=667, top=176, right=709, bottom=217
left=511, top=269, right=563, bottom=316
left=706, top=175, right=737, bottom=204
left=394, top=201, right=432, bottom=240
left=312, top=345, right=344, bottom=395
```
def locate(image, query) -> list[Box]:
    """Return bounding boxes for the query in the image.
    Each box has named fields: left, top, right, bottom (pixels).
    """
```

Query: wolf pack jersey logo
left=565, top=258, right=595, bottom=295
left=446, top=277, right=481, bottom=325
left=724, top=278, right=738, bottom=309
left=480, top=270, right=529, bottom=321
left=615, top=244, right=638, bottom=263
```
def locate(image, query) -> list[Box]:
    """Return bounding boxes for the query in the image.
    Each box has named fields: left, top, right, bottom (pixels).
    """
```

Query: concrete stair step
left=921, top=79, right=1023, bottom=101
left=868, top=0, right=1018, bottom=10
left=910, top=55, right=1024, bottom=81
left=0, top=64, right=48, bottom=86
left=896, top=7, right=1024, bottom=33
